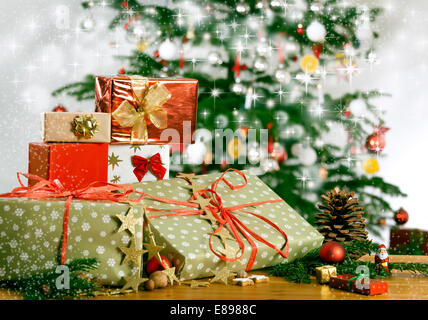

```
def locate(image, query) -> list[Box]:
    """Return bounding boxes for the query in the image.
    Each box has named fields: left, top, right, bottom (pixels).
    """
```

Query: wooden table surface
left=1, top=255, right=427, bottom=300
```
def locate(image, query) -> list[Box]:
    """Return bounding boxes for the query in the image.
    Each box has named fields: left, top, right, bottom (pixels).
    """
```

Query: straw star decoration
left=210, top=266, right=237, bottom=285
left=176, top=172, right=196, bottom=180
left=163, top=266, right=180, bottom=285
left=183, top=182, right=206, bottom=196
left=121, top=274, right=148, bottom=292
left=190, top=196, right=212, bottom=209
left=116, top=207, right=140, bottom=235
left=184, top=280, right=210, bottom=288
left=143, top=236, right=165, bottom=261
left=200, top=208, right=218, bottom=226
left=216, top=228, right=235, bottom=246
left=119, top=237, right=146, bottom=266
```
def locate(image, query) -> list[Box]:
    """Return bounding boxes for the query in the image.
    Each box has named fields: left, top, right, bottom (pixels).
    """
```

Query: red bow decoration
left=131, top=153, right=166, bottom=181
left=0, top=172, right=137, bottom=265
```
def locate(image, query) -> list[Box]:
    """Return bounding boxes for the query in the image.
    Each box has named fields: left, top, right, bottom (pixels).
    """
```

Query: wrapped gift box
left=95, top=75, right=198, bottom=145
left=389, top=227, right=428, bottom=255
left=0, top=198, right=144, bottom=286
left=315, top=265, right=337, bottom=284
left=108, top=144, right=170, bottom=184
left=28, top=142, right=108, bottom=190
left=131, top=170, right=324, bottom=281
left=41, top=112, right=111, bottom=143
left=329, top=274, right=388, bottom=295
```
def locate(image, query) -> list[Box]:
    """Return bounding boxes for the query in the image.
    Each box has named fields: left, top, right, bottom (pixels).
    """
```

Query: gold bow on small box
left=112, top=75, right=172, bottom=144
left=315, top=265, right=337, bottom=284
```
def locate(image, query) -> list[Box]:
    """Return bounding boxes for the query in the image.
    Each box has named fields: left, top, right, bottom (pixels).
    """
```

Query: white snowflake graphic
left=14, top=208, right=24, bottom=216
left=9, top=240, right=18, bottom=248
left=50, top=210, right=59, bottom=220
left=3, top=205, right=10, bottom=211
left=20, top=252, right=29, bottom=260
left=34, top=228, right=43, bottom=238
left=82, top=250, right=89, bottom=257
left=96, top=246, right=105, bottom=254
left=107, top=258, right=116, bottom=267
left=75, top=236, right=82, bottom=242
left=102, top=215, right=111, bottom=223
left=73, top=203, right=83, bottom=210
left=82, top=222, right=91, bottom=232
left=121, top=235, right=130, bottom=244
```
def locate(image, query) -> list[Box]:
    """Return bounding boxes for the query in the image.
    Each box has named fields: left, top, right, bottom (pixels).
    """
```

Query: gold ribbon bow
left=112, top=75, right=172, bottom=143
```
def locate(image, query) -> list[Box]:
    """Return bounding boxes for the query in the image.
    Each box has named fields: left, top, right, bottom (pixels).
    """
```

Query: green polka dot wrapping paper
left=132, top=170, right=324, bottom=281
left=0, top=199, right=144, bottom=286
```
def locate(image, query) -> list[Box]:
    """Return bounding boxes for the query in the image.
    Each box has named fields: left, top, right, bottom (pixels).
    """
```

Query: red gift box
left=95, top=75, right=198, bottom=145
left=329, top=274, right=388, bottom=295
left=28, top=142, right=108, bottom=190
left=390, top=228, right=428, bottom=255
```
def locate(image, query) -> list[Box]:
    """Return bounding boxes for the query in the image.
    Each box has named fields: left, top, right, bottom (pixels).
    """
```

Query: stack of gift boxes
left=29, top=75, right=199, bottom=188
left=0, top=74, right=324, bottom=289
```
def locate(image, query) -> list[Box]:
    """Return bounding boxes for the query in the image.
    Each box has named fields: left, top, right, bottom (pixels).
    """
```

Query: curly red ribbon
left=136, top=168, right=289, bottom=271
left=131, top=153, right=166, bottom=181
left=0, top=172, right=137, bottom=265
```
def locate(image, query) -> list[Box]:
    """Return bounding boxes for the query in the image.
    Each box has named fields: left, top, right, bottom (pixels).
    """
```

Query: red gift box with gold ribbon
left=95, top=75, right=198, bottom=145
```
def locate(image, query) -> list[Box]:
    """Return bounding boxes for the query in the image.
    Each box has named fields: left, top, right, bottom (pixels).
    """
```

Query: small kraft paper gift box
left=131, top=169, right=324, bottom=281
left=95, top=75, right=198, bottom=145
left=28, top=142, right=108, bottom=190
left=315, top=265, right=337, bottom=284
left=108, top=144, right=170, bottom=184
left=41, top=112, right=111, bottom=143
left=329, top=274, right=388, bottom=295
left=0, top=179, right=145, bottom=286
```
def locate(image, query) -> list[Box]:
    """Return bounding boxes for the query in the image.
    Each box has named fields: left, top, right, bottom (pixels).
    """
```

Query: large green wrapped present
left=133, top=169, right=324, bottom=280
left=0, top=174, right=144, bottom=286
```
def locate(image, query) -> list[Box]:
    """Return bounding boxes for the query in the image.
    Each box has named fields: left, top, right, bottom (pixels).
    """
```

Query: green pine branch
left=0, top=258, right=100, bottom=300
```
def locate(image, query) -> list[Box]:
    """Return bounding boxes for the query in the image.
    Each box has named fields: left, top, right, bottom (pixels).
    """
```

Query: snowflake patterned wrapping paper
left=132, top=170, right=324, bottom=280
left=0, top=198, right=144, bottom=286
left=108, top=144, right=170, bottom=184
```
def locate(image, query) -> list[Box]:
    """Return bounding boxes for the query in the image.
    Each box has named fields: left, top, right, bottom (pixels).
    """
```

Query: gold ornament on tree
left=315, top=187, right=368, bottom=243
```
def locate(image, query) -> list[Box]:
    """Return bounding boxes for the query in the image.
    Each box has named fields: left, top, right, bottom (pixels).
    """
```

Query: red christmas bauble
left=394, top=207, right=409, bottom=225
left=52, top=105, right=67, bottom=112
left=146, top=255, right=172, bottom=275
left=312, top=43, right=323, bottom=59
left=319, top=241, right=346, bottom=263
left=297, top=24, right=304, bottom=35
left=365, top=133, right=386, bottom=153
left=270, top=142, right=287, bottom=164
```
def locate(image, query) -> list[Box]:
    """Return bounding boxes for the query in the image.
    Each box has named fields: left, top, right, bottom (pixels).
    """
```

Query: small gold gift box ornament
left=315, top=265, right=337, bottom=284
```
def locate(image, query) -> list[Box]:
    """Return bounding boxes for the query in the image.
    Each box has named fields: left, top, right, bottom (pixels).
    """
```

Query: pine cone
left=315, top=187, right=368, bottom=243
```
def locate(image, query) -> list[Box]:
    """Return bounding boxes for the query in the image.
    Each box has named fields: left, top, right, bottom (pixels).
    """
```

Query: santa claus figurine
left=375, top=244, right=390, bottom=276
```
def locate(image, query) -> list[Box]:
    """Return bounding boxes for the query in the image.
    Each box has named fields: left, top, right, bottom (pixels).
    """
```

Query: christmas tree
left=53, top=0, right=406, bottom=237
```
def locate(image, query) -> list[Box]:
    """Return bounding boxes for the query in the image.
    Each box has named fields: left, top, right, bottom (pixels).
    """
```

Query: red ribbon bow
left=136, top=169, right=289, bottom=271
left=131, top=153, right=166, bottom=181
left=0, top=172, right=137, bottom=265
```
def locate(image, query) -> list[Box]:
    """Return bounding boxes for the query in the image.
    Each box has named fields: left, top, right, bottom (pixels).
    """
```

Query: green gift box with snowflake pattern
left=132, top=170, right=324, bottom=281
left=0, top=198, right=144, bottom=286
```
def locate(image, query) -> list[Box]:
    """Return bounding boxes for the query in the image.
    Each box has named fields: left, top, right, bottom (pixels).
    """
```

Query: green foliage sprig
left=0, top=258, right=100, bottom=300
left=269, top=240, right=428, bottom=283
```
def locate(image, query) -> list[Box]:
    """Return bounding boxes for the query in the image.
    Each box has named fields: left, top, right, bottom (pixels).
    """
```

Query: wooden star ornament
left=162, top=265, right=181, bottom=285
left=210, top=266, right=237, bottom=285
left=116, top=207, right=140, bottom=235
left=119, top=237, right=146, bottom=266
left=143, top=235, right=165, bottom=261
left=184, top=280, right=210, bottom=288
left=176, top=172, right=196, bottom=180
left=121, top=274, right=148, bottom=292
